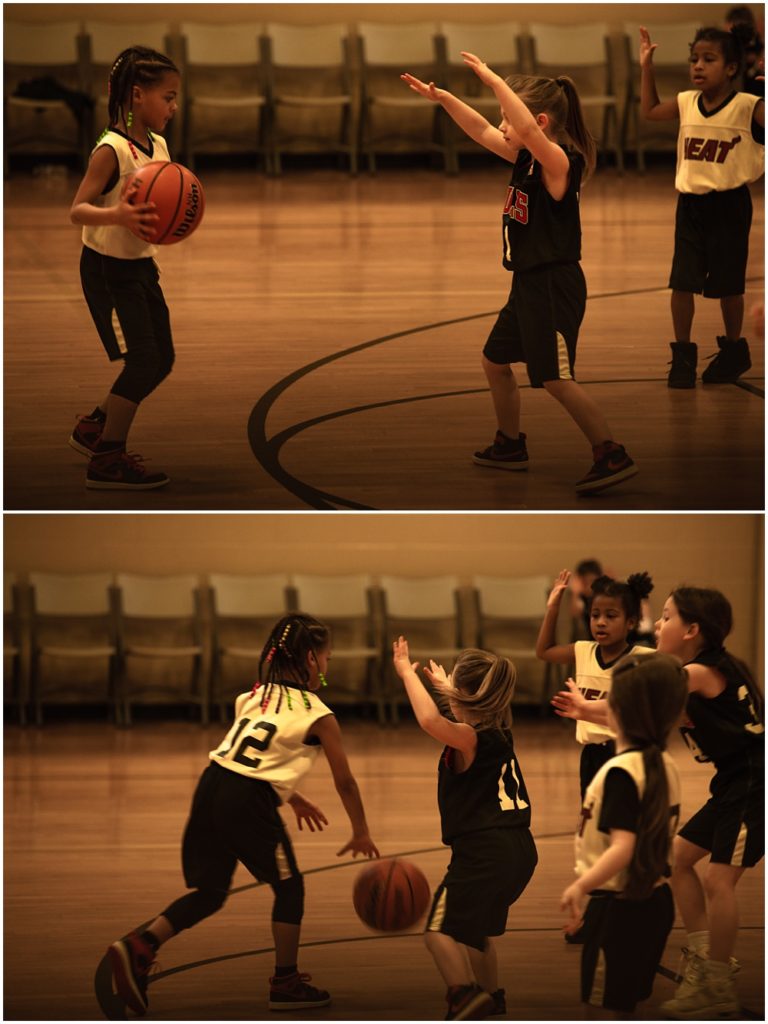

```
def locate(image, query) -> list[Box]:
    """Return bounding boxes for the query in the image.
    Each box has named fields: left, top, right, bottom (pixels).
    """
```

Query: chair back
left=115, top=573, right=199, bottom=618
left=210, top=572, right=291, bottom=619
left=266, top=23, right=349, bottom=68
left=30, top=571, right=113, bottom=616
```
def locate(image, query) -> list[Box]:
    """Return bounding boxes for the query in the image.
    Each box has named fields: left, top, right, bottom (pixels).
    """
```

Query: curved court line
left=247, top=280, right=764, bottom=509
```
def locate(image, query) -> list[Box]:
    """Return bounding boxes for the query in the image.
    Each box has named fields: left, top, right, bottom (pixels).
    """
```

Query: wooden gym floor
left=4, top=716, right=764, bottom=1021
left=3, top=163, right=764, bottom=512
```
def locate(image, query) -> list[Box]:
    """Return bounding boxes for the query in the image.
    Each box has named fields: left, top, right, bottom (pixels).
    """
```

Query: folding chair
left=356, top=21, right=454, bottom=173
left=178, top=22, right=268, bottom=171
left=472, top=574, right=559, bottom=712
left=380, top=574, right=465, bottom=724
left=115, top=573, right=208, bottom=726
left=529, top=22, right=623, bottom=171
left=28, top=572, right=118, bottom=726
left=291, top=573, right=383, bottom=723
left=209, top=572, right=291, bottom=720
left=263, top=23, right=357, bottom=174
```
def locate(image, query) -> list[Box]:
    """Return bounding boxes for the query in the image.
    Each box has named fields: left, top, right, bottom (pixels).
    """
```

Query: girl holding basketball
left=560, top=653, right=688, bottom=1018
left=639, top=25, right=764, bottom=388
left=70, top=46, right=180, bottom=490
left=393, top=638, right=537, bottom=1020
left=108, top=614, right=379, bottom=1016
left=400, top=54, right=637, bottom=494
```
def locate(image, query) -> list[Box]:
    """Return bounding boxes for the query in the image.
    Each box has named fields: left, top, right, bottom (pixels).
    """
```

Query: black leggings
left=161, top=873, right=304, bottom=934
left=80, top=245, right=174, bottom=404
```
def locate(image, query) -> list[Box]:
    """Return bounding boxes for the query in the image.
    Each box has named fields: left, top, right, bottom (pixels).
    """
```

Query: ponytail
left=624, top=745, right=671, bottom=900
left=556, top=76, right=597, bottom=180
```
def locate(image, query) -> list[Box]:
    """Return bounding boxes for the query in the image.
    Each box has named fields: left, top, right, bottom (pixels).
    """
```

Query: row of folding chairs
left=5, top=19, right=702, bottom=176
left=4, top=570, right=561, bottom=727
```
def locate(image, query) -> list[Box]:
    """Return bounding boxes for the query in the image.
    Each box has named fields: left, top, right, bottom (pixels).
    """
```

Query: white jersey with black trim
left=209, top=685, right=334, bottom=802
left=574, top=642, right=655, bottom=745
left=82, top=129, right=171, bottom=259
left=574, top=748, right=681, bottom=893
left=675, top=90, right=764, bottom=194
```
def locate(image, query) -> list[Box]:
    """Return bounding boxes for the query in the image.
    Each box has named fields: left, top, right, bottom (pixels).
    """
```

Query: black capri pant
left=80, top=245, right=175, bottom=404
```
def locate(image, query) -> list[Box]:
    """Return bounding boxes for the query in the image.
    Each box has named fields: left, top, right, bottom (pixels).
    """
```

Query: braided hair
left=107, top=46, right=179, bottom=130
left=253, top=613, right=331, bottom=714
left=591, top=571, right=654, bottom=623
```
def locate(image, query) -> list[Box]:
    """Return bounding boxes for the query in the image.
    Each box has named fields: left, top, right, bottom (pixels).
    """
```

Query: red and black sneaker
left=69, top=414, right=104, bottom=457
left=488, top=988, right=507, bottom=1017
left=86, top=449, right=170, bottom=491
left=268, top=971, right=331, bottom=1011
left=472, top=431, right=529, bottom=471
left=445, top=984, right=495, bottom=1021
left=575, top=442, right=638, bottom=495
left=108, top=931, right=156, bottom=1015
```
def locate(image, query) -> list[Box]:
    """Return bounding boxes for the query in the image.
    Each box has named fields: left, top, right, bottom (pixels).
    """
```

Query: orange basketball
left=126, top=161, right=205, bottom=245
left=353, top=858, right=431, bottom=932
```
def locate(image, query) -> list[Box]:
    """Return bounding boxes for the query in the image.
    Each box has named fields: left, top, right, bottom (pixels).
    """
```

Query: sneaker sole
left=472, top=456, right=529, bottom=471
left=451, top=992, right=495, bottom=1021
left=269, top=997, right=332, bottom=1011
left=667, top=380, right=696, bottom=389
left=68, top=436, right=97, bottom=457
left=701, top=376, right=749, bottom=384
left=576, top=463, right=638, bottom=495
left=660, top=1003, right=739, bottom=1020
left=86, top=477, right=171, bottom=491
left=107, top=943, right=148, bottom=1015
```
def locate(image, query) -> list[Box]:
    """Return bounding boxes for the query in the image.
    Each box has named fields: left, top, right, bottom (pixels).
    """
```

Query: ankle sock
left=88, top=406, right=107, bottom=422
left=140, top=930, right=160, bottom=953
left=687, top=930, right=709, bottom=955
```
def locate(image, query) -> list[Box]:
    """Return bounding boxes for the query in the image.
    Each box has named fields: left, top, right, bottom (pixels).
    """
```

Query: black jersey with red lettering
left=680, top=647, right=764, bottom=776
left=438, top=727, right=531, bottom=843
left=501, top=146, right=584, bottom=272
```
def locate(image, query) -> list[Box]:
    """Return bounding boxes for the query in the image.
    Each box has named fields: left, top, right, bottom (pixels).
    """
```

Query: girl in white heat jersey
left=107, top=614, right=378, bottom=1017
left=560, top=653, right=688, bottom=1017
left=640, top=25, right=764, bottom=389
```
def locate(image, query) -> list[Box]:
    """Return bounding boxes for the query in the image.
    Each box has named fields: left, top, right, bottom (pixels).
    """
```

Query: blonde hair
left=505, top=74, right=597, bottom=180
left=430, top=648, right=516, bottom=732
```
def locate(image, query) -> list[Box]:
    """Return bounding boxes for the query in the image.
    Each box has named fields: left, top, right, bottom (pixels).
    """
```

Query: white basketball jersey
left=573, top=642, right=654, bottom=745
left=675, top=91, right=764, bottom=194
left=574, top=748, right=681, bottom=893
left=82, top=130, right=171, bottom=259
left=209, top=685, right=333, bottom=802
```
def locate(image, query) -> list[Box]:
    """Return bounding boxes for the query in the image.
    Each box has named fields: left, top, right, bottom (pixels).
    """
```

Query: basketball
left=353, top=858, right=431, bottom=932
left=126, top=161, right=205, bottom=245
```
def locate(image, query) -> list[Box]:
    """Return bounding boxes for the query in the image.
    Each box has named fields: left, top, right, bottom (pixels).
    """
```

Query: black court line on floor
left=247, top=281, right=764, bottom=510
left=93, top=829, right=764, bottom=1020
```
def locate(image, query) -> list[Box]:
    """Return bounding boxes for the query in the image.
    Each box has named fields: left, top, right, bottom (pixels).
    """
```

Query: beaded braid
left=104, top=46, right=179, bottom=137
left=252, top=614, right=331, bottom=713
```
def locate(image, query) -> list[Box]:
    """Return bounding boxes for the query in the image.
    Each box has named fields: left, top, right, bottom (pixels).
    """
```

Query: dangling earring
left=318, top=672, right=328, bottom=688
left=126, top=110, right=133, bottom=129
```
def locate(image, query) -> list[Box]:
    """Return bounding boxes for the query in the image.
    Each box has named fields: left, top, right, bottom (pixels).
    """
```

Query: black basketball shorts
left=678, top=756, right=764, bottom=867
left=668, top=186, right=752, bottom=297
left=581, top=884, right=674, bottom=1013
left=483, top=262, right=587, bottom=389
left=425, top=827, right=538, bottom=951
left=181, top=763, right=301, bottom=895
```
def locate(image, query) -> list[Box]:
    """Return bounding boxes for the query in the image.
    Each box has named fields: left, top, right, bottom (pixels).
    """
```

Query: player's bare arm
left=639, top=27, right=679, bottom=121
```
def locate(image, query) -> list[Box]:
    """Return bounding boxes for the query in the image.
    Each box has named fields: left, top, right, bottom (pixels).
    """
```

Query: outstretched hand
left=393, top=636, right=419, bottom=679
left=400, top=73, right=441, bottom=101
left=551, top=678, right=587, bottom=720
left=337, top=834, right=380, bottom=859
left=547, top=569, right=572, bottom=606
left=638, top=27, right=658, bottom=68
left=461, top=51, right=499, bottom=86
left=422, top=659, right=450, bottom=688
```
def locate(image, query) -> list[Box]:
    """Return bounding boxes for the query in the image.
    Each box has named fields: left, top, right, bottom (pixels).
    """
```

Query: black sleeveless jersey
left=437, top=727, right=531, bottom=843
left=680, top=647, right=764, bottom=776
left=501, top=146, right=584, bottom=273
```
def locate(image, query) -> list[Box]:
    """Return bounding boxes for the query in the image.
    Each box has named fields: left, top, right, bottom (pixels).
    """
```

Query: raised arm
left=639, top=27, right=679, bottom=121
left=392, top=637, right=478, bottom=759
left=536, top=571, right=577, bottom=664
left=400, top=73, right=520, bottom=162
left=461, top=52, right=570, bottom=192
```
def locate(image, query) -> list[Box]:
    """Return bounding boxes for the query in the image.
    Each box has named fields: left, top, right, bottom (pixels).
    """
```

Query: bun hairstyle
left=608, top=653, right=689, bottom=900
left=591, top=571, right=654, bottom=621
left=429, top=648, right=517, bottom=733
